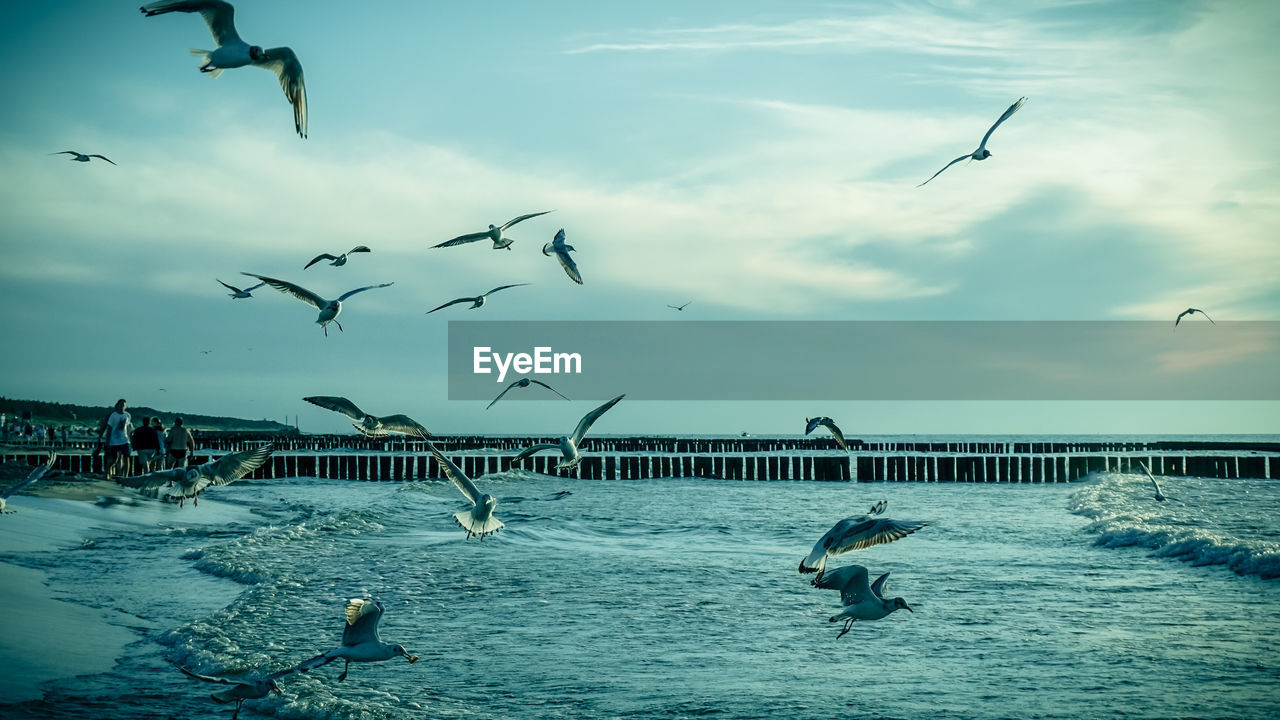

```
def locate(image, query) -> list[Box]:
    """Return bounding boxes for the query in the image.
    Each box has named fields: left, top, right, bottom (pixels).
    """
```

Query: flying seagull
left=218, top=278, right=266, bottom=298
left=294, top=597, right=418, bottom=681
left=799, top=501, right=928, bottom=580
left=813, top=564, right=913, bottom=638
left=511, top=394, right=625, bottom=471
left=141, top=0, right=308, bottom=138
left=542, top=228, right=583, bottom=284
left=1138, top=461, right=1180, bottom=503
left=302, top=396, right=431, bottom=438
left=50, top=150, right=115, bottom=165
left=426, top=284, right=529, bottom=314
left=486, top=377, right=571, bottom=410
left=1175, top=307, right=1215, bottom=327
left=433, top=211, right=553, bottom=250
left=115, top=443, right=273, bottom=507
left=667, top=301, right=692, bottom=311
left=241, top=273, right=392, bottom=336
left=304, top=245, right=371, bottom=269
left=1, top=453, right=57, bottom=514
left=425, top=440, right=504, bottom=538
left=805, top=416, right=849, bottom=452
left=918, top=96, right=1027, bottom=187
left=177, top=665, right=295, bottom=720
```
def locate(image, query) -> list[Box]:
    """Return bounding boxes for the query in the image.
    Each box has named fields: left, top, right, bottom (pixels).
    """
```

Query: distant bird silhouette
left=487, top=377, right=571, bottom=410
left=426, top=284, right=529, bottom=314
left=667, top=301, right=692, bottom=311
left=433, top=211, right=552, bottom=250
left=918, top=97, right=1026, bottom=187
left=805, top=416, right=849, bottom=452
left=218, top=278, right=266, bottom=298
left=50, top=150, right=116, bottom=165
left=241, top=273, right=392, bottom=336
left=543, top=228, right=583, bottom=284
left=304, top=245, right=371, bottom=269
left=1175, top=307, right=1215, bottom=327
left=813, top=564, right=913, bottom=638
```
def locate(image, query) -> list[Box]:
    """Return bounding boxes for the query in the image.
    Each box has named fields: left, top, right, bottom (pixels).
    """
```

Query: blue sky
left=0, top=0, right=1276, bottom=435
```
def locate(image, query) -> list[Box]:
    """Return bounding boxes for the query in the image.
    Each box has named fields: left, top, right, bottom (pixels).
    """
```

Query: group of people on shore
left=98, top=399, right=196, bottom=479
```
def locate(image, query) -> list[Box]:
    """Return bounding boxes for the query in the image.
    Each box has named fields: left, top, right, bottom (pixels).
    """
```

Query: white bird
left=542, top=228, right=583, bottom=284
left=294, top=597, right=418, bottom=681
left=141, top=0, right=308, bottom=138
left=1139, top=461, right=1180, bottom=503
left=918, top=96, right=1027, bottom=187
left=426, top=284, right=529, bottom=314
left=813, top=564, right=913, bottom=638
left=115, top=444, right=272, bottom=507
left=511, top=394, right=624, bottom=471
left=304, top=245, right=371, bottom=269
left=1, top=453, right=57, bottom=514
left=177, top=665, right=294, bottom=720
left=302, top=396, right=431, bottom=438
left=1175, top=307, right=1215, bottom=327
left=667, top=301, right=691, bottom=311
left=804, top=416, right=849, bottom=452
left=799, top=501, right=928, bottom=580
left=50, top=150, right=115, bottom=165
left=217, top=278, right=265, bottom=298
left=425, top=440, right=505, bottom=539
left=241, top=273, right=393, bottom=336
left=433, top=211, right=553, bottom=250
left=486, top=377, right=571, bottom=410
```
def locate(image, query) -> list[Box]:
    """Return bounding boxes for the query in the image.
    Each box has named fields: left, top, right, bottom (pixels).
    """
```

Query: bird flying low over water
left=141, top=0, right=308, bottom=138
left=543, top=229, right=583, bottom=284
left=805, top=417, right=849, bottom=452
left=487, top=377, right=571, bottom=410
left=304, top=245, right=371, bottom=269
left=813, top=564, right=913, bottom=638
left=50, top=150, right=115, bottom=165
left=667, top=301, right=692, bottom=311
left=302, top=396, right=431, bottom=438
left=1, top=453, right=57, bottom=514
left=511, top=395, right=625, bottom=471
left=800, top=501, right=928, bottom=580
left=115, top=444, right=273, bottom=507
left=434, top=211, right=553, bottom=250
left=218, top=278, right=265, bottom=298
left=1175, top=307, right=1215, bottom=327
left=177, top=664, right=295, bottom=720
left=425, top=440, right=505, bottom=539
left=426, top=284, right=529, bottom=314
left=241, top=273, right=392, bottom=336
left=294, top=597, right=418, bottom=681
left=918, top=97, right=1026, bottom=187
left=1139, top=461, right=1180, bottom=503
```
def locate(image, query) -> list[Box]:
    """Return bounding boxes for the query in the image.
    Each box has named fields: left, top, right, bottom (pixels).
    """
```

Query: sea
left=1, top=436, right=1278, bottom=720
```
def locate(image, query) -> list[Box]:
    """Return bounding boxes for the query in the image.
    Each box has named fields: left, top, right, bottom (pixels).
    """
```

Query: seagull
left=1, top=453, right=57, bottom=514
left=141, top=0, right=308, bottom=138
left=241, top=273, right=393, bottom=336
left=805, top=416, right=849, bottom=452
left=200, top=349, right=213, bottom=354
left=302, top=396, right=431, bottom=438
left=542, top=228, right=583, bottom=284
left=426, top=284, right=529, bottom=314
left=218, top=278, right=266, bottom=298
left=304, top=245, right=371, bottom=269
left=294, top=597, right=418, bottom=681
left=1175, top=307, right=1215, bottom=327
left=667, top=301, right=692, bottom=311
left=486, top=377, right=571, bottom=410
left=114, top=443, right=272, bottom=507
left=511, top=394, right=624, bottom=471
left=918, top=96, right=1027, bottom=187
left=177, top=665, right=294, bottom=720
left=50, top=150, right=116, bottom=165
left=425, top=440, right=504, bottom=539
left=1139, top=461, right=1180, bottom=503
left=799, top=501, right=928, bottom=580
left=433, top=211, right=553, bottom=250
left=813, top=564, right=913, bottom=638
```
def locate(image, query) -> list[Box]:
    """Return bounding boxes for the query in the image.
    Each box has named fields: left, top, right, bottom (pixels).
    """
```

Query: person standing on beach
left=153, top=418, right=167, bottom=462
left=131, top=417, right=162, bottom=473
left=166, top=417, right=195, bottom=469
left=102, top=399, right=133, bottom=479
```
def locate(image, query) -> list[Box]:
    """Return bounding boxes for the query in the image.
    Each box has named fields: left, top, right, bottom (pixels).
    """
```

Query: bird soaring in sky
left=304, top=246, right=371, bottom=269
left=1175, top=307, right=1215, bottom=327
left=918, top=97, right=1027, bottom=187
left=50, top=150, right=115, bottom=165
left=426, top=284, right=529, bottom=314
left=433, top=211, right=553, bottom=250
left=241, top=273, right=392, bottom=336
left=543, top=229, right=583, bottom=284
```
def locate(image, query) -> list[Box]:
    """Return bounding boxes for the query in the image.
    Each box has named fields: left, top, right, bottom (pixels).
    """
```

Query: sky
left=0, top=0, right=1277, bottom=436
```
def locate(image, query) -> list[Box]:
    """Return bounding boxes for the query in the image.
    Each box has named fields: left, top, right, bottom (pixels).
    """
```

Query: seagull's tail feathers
left=189, top=49, right=223, bottom=77
left=454, top=511, right=504, bottom=539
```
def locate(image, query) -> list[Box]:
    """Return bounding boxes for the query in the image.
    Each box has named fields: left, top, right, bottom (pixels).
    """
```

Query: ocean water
left=2, top=468, right=1278, bottom=720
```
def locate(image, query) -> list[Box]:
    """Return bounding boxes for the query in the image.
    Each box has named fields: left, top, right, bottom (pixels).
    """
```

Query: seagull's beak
left=904, top=603, right=914, bottom=613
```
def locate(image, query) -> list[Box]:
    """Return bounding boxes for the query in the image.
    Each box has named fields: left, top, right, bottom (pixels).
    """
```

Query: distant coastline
left=0, top=396, right=295, bottom=434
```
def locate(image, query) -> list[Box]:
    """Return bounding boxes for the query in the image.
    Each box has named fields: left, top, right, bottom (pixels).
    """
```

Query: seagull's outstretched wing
left=377, top=414, right=431, bottom=438
left=342, top=597, right=383, bottom=646
left=50, top=151, right=80, bottom=157
left=253, top=47, right=308, bottom=139
left=337, top=282, right=393, bottom=302
left=242, top=273, right=325, bottom=308
left=486, top=381, right=521, bottom=410
left=217, top=278, right=244, bottom=293
left=917, top=154, right=970, bottom=187
left=115, top=468, right=185, bottom=494
left=304, top=253, right=338, bottom=269
left=822, top=419, right=849, bottom=451
left=303, top=396, right=366, bottom=421
left=978, top=96, right=1027, bottom=151
left=813, top=563, right=873, bottom=607
left=427, top=297, right=475, bottom=314
left=570, top=394, right=625, bottom=445
left=426, top=441, right=480, bottom=504
left=203, top=444, right=273, bottom=486
left=1193, top=308, right=1215, bottom=324
left=553, top=247, right=582, bottom=284
left=500, top=211, right=553, bottom=231
left=869, top=570, right=890, bottom=600
left=511, top=443, right=560, bottom=463
left=140, top=0, right=243, bottom=47
left=528, top=379, right=571, bottom=401
left=178, top=666, right=238, bottom=686
left=482, top=284, right=529, bottom=298
left=827, top=516, right=928, bottom=556
left=348, top=245, right=371, bottom=255
left=433, top=232, right=491, bottom=248
left=2, top=453, right=57, bottom=500
left=87, top=154, right=117, bottom=165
